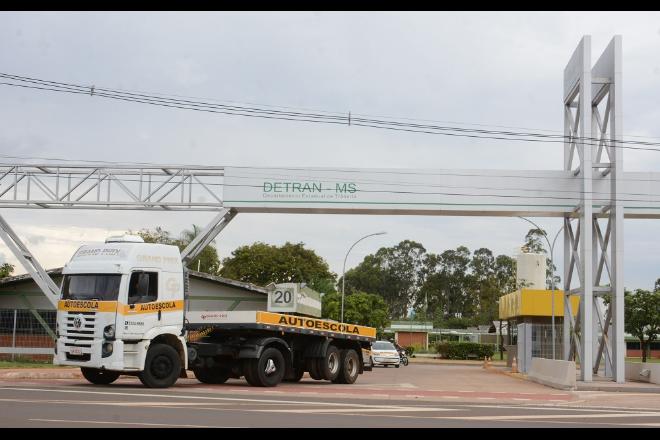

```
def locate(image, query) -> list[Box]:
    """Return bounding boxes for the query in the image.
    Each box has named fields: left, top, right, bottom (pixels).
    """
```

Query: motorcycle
left=398, top=348, right=409, bottom=366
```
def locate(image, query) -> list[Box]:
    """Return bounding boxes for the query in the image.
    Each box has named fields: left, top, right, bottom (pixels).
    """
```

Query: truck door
left=122, top=270, right=160, bottom=339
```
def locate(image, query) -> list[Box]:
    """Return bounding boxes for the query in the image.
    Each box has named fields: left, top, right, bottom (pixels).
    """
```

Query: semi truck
left=53, top=235, right=375, bottom=388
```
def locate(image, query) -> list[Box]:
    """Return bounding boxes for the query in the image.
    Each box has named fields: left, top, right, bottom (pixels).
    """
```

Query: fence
left=0, top=309, right=56, bottom=361
left=517, top=323, right=564, bottom=373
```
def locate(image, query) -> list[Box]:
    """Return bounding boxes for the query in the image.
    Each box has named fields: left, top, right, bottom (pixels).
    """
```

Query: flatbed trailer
left=184, top=311, right=375, bottom=386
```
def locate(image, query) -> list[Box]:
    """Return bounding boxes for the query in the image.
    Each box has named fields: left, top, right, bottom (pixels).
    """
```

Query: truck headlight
left=103, top=324, right=115, bottom=340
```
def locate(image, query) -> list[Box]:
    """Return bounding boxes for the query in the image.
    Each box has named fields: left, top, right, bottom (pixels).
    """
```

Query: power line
left=3, top=72, right=660, bottom=153
left=4, top=71, right=660, bottom=141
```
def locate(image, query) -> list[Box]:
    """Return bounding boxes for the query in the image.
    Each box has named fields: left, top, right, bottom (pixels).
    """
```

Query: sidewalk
left=576, top=378, right=660, bottom=393
left=495, top=366, right=660, bottom=394
left=409, top=357, right=507, bottom=367
left=0, top=367, right=82, bottom=380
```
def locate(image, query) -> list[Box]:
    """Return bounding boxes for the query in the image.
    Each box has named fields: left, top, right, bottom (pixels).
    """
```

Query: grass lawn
left=626, top=357, right=660, bottom=364
left=0, top=358, right=57, bottom=369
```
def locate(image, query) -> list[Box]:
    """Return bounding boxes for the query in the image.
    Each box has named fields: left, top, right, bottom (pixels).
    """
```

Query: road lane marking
left=429, top=412, right=660, bottom=421
left=247, top=407, right=458, bottom=414
left=0, top=386, right=407, bottom=408
left=29, top=418, right=239, bottom=428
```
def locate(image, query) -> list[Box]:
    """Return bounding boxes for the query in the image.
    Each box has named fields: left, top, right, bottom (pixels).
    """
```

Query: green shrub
left=405, top=345, right=415, bottom=356
left=435, top=341, right=496, bottom=360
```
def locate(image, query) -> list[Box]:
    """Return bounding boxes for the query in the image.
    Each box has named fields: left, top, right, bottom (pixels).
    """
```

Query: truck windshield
left=61, top=274, right=122, bottom=301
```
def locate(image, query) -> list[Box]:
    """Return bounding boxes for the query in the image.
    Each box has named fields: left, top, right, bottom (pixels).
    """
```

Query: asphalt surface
left=1, top=364, right=659, bottom=428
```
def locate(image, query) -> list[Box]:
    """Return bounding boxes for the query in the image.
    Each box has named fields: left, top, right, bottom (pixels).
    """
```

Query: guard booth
left=498, top=251, right=579, bottom=371
left=499, top=289, right=580, bottom=372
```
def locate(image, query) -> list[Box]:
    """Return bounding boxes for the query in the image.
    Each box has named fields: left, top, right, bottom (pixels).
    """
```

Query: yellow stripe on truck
left=118, top=300, right=185, bottom=315
left=58, top=300, right=118, bottom=312
left=58, top=300, right=184, bottom=314
left=257, top=311, right=377, bottom=338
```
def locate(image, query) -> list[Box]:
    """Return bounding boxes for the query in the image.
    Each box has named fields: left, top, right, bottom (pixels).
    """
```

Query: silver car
left=370, top=340, right=401, bottom=368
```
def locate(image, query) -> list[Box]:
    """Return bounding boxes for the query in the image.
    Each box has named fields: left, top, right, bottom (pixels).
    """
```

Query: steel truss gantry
left=562, top=36, right=625, bottom=382
left=0, top=164, right=224, bottom=210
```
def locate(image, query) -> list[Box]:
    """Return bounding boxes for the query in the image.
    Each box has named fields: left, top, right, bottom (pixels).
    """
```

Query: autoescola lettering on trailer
left=257, top=311, right=376, bottom=338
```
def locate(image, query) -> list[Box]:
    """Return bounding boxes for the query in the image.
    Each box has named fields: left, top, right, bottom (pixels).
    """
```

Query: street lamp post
left=341, top=232, right=386, bottom=323
left=517, top=217, right=564, bottom=360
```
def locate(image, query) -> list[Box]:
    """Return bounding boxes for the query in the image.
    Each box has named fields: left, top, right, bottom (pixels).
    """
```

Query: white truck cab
left=54, top=235, right=188, bottom=387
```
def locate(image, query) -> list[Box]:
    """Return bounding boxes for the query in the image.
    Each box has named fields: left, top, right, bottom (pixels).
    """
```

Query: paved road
left=0, top=364, right=658, bottom=427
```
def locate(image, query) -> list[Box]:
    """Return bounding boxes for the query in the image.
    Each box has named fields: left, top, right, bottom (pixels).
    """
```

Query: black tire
left=306, top=358, right=323, bottom=380
left=319, top=345, right=341, bottom=381
left=332, top=349, right=360, bottom=384
left=247, top=347, right=285, bottom=387
left=395, top=364, right=400, bottom=368
left=242, top=359, right=259, bottom=386
left=81, top=367, right=120, bottom=385
left=138, top=343, right=181, bottom=388
left=283, top=365, right=305, bottom=382
left=193, top=365, right=231, bottom=384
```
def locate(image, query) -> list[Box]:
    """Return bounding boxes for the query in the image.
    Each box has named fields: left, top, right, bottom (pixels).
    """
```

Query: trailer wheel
left=332, top=349, right=360, bottom=384
left=246, top=347, right=285, bottom=387
left=319, top=345, right=341, bottom=381
left=305, top=358, right=323, bottom=380
left=138, top=343, right=181, bottom=388
left=242, top=359, right=258, bottom=386
left=193, top=365, right=231, bottom=384
left=81, top=367, right=120, bottom=385
left=283, top=365, right=305, bottom=382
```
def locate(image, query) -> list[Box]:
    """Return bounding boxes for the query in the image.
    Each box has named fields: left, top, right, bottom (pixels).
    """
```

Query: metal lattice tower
left=563, top=36, right=624, bottom=382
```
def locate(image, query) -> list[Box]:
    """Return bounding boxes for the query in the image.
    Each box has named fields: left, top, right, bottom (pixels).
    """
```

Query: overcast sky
left=0, top=11, right=659, bottom=290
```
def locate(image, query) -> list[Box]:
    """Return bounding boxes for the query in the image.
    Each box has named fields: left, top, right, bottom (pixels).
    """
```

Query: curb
left=576, top=384, right=660, bottom=393
left=0, top=368, right=82, bottom=380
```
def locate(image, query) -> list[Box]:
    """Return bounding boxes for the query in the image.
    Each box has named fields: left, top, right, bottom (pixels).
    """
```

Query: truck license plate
left=69, top=347, right=82, bottom=355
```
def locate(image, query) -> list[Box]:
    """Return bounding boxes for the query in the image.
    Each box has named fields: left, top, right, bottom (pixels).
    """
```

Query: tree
left=131, top=226, right=221, bottom=275
left=625, top=288, right=660, bottom=362
left=342, top=240, right=427, bottom=319
left=418, top=246, right=472, bottom=323
left=219, top=242, right=336, bottom=291
left=321, top=291, right=390, bottom=330
left=0, top=263, right=14, bottom=279
left=419, top=247, right=516, bottom=328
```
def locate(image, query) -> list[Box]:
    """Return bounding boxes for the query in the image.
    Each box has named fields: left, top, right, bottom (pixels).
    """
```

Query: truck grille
left=63, top=311, right=97, bottom=346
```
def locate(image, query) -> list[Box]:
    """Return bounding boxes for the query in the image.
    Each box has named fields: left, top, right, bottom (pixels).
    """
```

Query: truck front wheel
left=81, top=367, right=120, bottom=385
left=332, top=349, right=360, bottom=384
left=245, top=347, right=285, bottom=387
left=138, top=343, right=181, bottom=388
